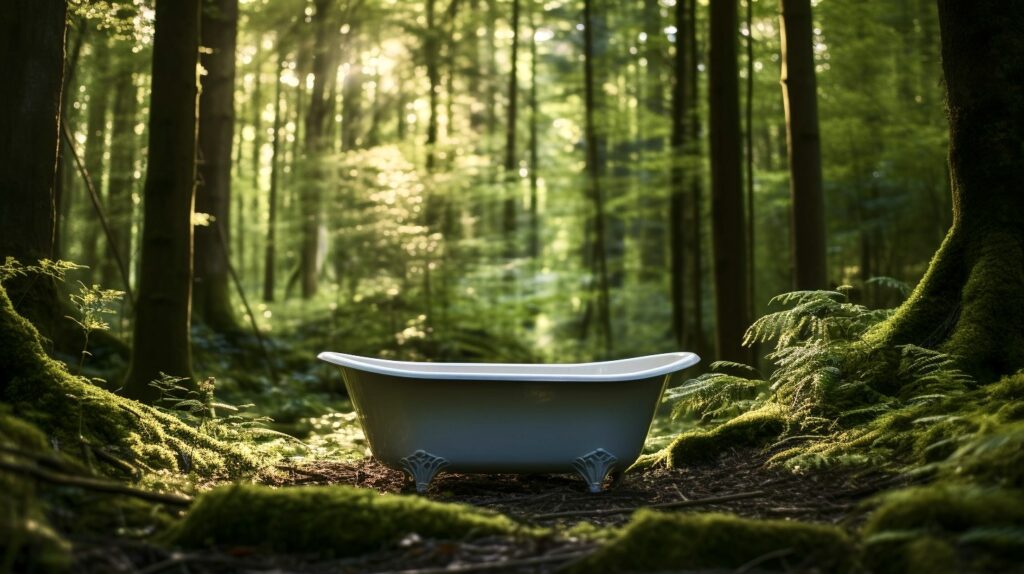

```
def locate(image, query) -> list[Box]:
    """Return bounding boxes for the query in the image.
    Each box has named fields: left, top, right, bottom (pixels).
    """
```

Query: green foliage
left=0, top=283, right=255, bottom=477
left=66, top=281, right=124, bottom=373
left=566, top=510, right=856, bottom=574
left=666, top=361, right=766, bottom=421
left=169, top=483, right=531, bottom=556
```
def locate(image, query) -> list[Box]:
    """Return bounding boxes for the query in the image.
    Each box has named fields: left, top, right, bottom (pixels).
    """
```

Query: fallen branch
left=0, top=458, right=192, bottom=507
left=531, top=490, right=766, bottom=520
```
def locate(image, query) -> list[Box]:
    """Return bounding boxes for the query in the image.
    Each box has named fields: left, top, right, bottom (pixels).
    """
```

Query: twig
left=531, top=490, right=765, bottom=520
left=0, top=459, right=192, bottom=506
left=365, top=550, right=596, bottom=574
left=60, top=123, right=136, bottom=307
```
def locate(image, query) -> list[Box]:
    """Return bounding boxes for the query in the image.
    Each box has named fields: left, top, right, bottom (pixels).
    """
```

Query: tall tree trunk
left=123, top=0, right=202, bottom=401
left=582, top=0, right=613, bottom=356
left=670, top=0, right=699, bottom=350
left=81, top=35, right=113, bottom=276
left=263, top=48, right=285, bottom=303
left=425, top=0, right=441, bottom=171
left=0, top=0, right=67, bottom=347
left=342, top=64, right=363, bottom=151
left=708, top=0, right=751, bottom=363
left=638, top=0, right=666, bottom=280
left=780, top=0, right=827, bottom=290
left=527, top=0, right=540, bottom=260
left=300, top=0, right=335, bottom=299
left=503, top=0, right=521, bottom=255
left=100, top=48, right=140, bottom=292
left=55, top=22, right=87, bottom=261
left=744, top=0, right=755, bottom=315
left=871, top=0, right=1024, bottom=380
left=193, top=0, right=240, bottom=333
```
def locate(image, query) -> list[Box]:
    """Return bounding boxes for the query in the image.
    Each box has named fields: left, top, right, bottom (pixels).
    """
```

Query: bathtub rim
left=316, top=351, right=700, bottom=382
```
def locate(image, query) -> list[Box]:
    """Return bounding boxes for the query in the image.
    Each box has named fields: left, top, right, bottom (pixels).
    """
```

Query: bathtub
left=317, top=351, right=700, bottom=493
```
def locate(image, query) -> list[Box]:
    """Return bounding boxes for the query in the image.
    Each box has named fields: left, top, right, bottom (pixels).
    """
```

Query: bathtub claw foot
left=573, top=448, right=619, bottom=493
left=400, top=450, right=449, bottom=493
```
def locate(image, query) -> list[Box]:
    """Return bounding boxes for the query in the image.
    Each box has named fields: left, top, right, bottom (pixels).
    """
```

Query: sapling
left=65, top=281, right=124, bottom=374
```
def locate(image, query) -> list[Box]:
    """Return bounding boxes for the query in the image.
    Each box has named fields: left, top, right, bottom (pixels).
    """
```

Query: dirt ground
left=72, top=447, right=907, bottom=573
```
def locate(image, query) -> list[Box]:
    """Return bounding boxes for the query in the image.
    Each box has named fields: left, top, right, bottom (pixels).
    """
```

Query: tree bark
left=0, top=0, right=67, bottom=347
left=263, top=47, right=285, bottom=303
left=300, top=0, right=335, bottom=299
left=503, top=0, right=521, bottom=255
left=780, top=0, right=827, bottom=290
left=870, top=0, right=1024, bottom=380
left=670, top=0, right=700, bottom=350
left=527, top=0, right=540, bottom=260
left=709, top=0, right=751, bottom=363
left=582, top=0, right=613, bottom=356
left=193, top=0, right=240, bottom=333
left=123, top=0, right=202, bottom=401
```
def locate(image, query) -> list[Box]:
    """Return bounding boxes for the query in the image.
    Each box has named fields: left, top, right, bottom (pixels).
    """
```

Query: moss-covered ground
left=3, top=280, right=1024, bottom=573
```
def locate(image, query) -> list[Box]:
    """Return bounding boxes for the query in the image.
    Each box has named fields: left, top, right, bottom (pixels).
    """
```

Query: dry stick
left=61, top=124, right=136, bottom=307
left=366, top=550, right=597, bottom=574
left=214, top=222, right=279, bottom=384
left=531, top=490, right=765, bottom=520
left=0, top=459, right=192, bottom=507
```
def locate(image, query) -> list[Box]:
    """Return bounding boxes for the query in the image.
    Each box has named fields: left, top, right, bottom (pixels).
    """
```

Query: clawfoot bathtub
left=317, top=351, right=700, bottom=493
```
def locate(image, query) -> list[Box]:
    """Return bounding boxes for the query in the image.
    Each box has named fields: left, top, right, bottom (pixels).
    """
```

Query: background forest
left=6, top=0, right=1024, bottom=572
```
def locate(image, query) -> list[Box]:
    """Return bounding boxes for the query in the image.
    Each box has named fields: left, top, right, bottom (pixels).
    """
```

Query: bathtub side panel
left=338, top=368, right=667, bottom=473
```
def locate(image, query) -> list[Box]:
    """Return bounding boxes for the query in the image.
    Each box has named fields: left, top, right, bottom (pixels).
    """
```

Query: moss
left=862, top=485, right=1024, bottom=574
left=0, top=284, right=255, bottom=476
left=566, top=510, right=856, bottom=573
left=0, top=413, right=72, bottom=573
left=667, top=404, right=787, bottom=467
left=170, top=484, right=531, bottom=556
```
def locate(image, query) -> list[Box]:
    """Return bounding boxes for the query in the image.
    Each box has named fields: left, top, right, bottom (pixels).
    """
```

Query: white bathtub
left=317, top=351, right=700, bottom=492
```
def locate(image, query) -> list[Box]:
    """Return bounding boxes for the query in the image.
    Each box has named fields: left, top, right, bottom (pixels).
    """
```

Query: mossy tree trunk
left=193, top=0, right=241, bottom=334
left=0, top=0, right=67, bottom=348
left=124, top=0, right=202, bottom=402
left=870, top=0, right=1024, bottom=380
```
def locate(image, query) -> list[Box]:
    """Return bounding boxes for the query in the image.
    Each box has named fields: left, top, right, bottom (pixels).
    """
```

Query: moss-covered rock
left=0, top=284, right=255, bottom=476
left=567, top=510, right=856, bottom=573
left=667, top=404, right=787, bottom=467
left=862, top=485, right=1024, bottom=574
left=169, top=483, right=531, bottom=556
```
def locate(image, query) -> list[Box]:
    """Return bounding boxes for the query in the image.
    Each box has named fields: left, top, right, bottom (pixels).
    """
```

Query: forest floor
left=71, top=448, right=907, bottom=573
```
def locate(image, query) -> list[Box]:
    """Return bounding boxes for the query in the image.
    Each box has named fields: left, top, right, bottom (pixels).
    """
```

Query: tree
left=870, top=0, right=1024, bottom=380
left=99, top=47, right=141, bottom=291
left=503, top=0, right=521, bottom=254
left=123, top=0, right=202, bottom=401
left=80, top=34, right=113, bottom=275
left=194, top=0, right=241, bottom=333
left=708, top=0, right=751, bottom=363
left=581, top=0, right=613, bottom=356
left=263, top=46, right=286, bottom=303
left=669, top=0, right=701, bottom=351
left=780, top=0, right=827, bottom=290
left=0, top=0, right=68, bottom=346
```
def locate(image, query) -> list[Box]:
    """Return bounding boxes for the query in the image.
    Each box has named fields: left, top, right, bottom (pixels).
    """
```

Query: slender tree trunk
left=503, top=0, right=521, bottom=255
left=193, top=0, right=240, bottom=333
left=0, top=0, right=67, bottom=347
left=81, top=35, right=112, bottom=276
left=870, top=1, right=1024, bottom=381
left=300, top=0, right=334, bottom=299
left=123, top=0, right=202, bottom=401
left=670, top=0, right=697, bottom=349
left=744, top=0, right=755, bottom=315
left=708, top=0, right=751, bottom=363
left=582, top=0, right=613, bottom=356
left=780, top=0, right=827, bottom=290
left=527, top=0, right=540, bottom=260
left=263, top=48, right=285, bottom=303
left=638, top=0, right=666, bottom=280
left=55, top=22, right=87, bottom=261
left=100, top=49, right=140, bottom=291
left=342, top=64, right=363, bottom=151
left=425, top=0, right=441, bottom=171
